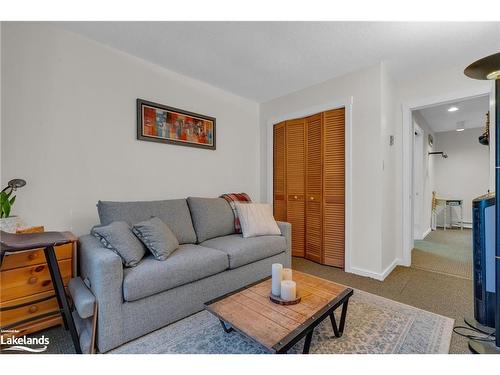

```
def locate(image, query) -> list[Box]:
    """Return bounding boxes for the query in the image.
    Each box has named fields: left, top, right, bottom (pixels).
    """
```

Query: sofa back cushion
left=187, top=197, right=235, bottom=243
left=97, top=199, right=197, bottom=244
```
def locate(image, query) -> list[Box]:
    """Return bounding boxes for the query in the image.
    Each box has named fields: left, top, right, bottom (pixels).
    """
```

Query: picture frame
left=137, top=99, right=216, bottom=150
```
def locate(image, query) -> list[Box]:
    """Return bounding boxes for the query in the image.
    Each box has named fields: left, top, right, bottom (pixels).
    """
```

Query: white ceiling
left=55, top=22, right=500, bottom=102
left=415, top=95, right=490, bottom=133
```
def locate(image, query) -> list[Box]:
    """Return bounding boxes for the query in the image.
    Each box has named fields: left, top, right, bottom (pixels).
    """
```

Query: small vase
left=0, top=216, right=25, bottom=233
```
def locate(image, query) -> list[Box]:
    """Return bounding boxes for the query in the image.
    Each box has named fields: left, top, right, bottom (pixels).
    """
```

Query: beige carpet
left=413, top=228, right=472, bottom=279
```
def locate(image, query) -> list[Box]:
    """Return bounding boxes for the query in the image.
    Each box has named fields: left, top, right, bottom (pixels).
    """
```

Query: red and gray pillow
left=220, top=193, right=251, bottom=233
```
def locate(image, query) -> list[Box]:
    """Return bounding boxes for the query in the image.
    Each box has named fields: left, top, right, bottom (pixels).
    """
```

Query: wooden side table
left=0, top=227, right=77, bottom=345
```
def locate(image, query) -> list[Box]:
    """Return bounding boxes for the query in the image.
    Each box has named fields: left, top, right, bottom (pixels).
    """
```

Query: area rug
left=15, top=288, right=453, bottom=354
left=108, top=289, right=453, bottom=354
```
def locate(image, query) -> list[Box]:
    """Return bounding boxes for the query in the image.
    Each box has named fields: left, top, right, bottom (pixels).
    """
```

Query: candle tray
left=269, top=292, right=301, bottom=305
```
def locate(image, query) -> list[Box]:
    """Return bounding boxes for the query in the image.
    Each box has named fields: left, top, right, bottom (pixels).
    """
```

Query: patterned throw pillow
left=91, top=221, right=146, bottom=267
left=132, top=217, right=179, bottom=261
left=220, top=193, right=251, bottom=233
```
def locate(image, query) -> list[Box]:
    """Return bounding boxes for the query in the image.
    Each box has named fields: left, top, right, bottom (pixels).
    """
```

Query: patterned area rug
left=108, top=289, right=453, bottom=354
left=11, top=288, right=453, bottom=354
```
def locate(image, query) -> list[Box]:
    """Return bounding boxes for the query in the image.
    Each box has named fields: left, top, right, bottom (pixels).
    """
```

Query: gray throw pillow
left=132, top=217, right=179, bottom=261
left=91, top=221, right=146, bottom=267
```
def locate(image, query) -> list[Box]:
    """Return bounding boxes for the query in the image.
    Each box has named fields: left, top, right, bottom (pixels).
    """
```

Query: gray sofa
left=78, top=197, right=292, bottom=353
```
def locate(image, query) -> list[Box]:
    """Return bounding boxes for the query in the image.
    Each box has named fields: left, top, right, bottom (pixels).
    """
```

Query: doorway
left=409, top=95, right=491, bottom=279
left=402, top=87, right=494, bottom=269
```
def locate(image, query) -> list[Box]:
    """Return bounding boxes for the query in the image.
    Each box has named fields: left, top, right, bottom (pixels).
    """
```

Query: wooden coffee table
left=205, top=271, right=353, bottom=354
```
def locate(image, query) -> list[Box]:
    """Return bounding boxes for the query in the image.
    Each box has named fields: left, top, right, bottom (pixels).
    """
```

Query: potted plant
left=0, top=178, right=26, bottom=232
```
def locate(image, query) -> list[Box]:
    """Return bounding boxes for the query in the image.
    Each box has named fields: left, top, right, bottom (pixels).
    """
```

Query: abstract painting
left=137, top=99, right=216, bottom=150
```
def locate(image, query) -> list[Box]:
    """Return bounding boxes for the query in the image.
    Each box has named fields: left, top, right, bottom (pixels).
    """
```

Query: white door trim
left=412, top=122, right=424, bottom=241
left=265, top=97, right=353, bottom=272
left=401, top=87, right=493, bottom=267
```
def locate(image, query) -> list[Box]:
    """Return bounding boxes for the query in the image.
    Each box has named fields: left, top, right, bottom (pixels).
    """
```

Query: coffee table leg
left=220, top=320, right=234, bottom=333
left=329, top=313, right=340, bottom=337
left=337, top=299, right=349, bottom=337
left=302, top=330, right=314, bottom=354
left=330, top=298, right=350, bottom=338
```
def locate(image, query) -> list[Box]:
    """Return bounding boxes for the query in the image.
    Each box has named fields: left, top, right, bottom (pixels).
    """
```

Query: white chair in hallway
left=431, top=191, right=464, bottom=231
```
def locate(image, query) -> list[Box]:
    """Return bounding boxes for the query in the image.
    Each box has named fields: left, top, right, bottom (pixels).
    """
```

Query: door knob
left=310, top=197, right=315, bottom=200
left=294, top=195, right=298, bottom=200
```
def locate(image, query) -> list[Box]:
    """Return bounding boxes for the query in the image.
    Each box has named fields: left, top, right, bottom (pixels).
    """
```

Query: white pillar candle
left=280, top=280, right=297, bottom=301
left=271, top=263, right=283, bottom=296
left=282, top=268, right=293, bottom=281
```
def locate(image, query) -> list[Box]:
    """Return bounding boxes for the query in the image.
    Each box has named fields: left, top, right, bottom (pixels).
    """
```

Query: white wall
left=260, top=64, right=384, bottom=278
left=412, top=111, right=435, bottom=239
left=1, top=23, right=261, bottom=235
left=433, top=127, right=490, bottom=226
left=380, top=63, right=400, bottom=274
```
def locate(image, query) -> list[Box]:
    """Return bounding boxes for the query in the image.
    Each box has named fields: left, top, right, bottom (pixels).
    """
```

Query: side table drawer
left=1, top=243, right=73, bottom=271
left=0, top=259, right=72, bottom=301
left=0, top=292, right=60, bottom=329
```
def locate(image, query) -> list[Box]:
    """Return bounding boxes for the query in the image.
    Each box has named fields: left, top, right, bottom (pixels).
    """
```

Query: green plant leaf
left=0, top=192, right=8, bottom=218
left=9, top=195, right=16, bottom=206
left=4, top=203, right=11, bottom=218
left=1, top=199, right=11, bottom=218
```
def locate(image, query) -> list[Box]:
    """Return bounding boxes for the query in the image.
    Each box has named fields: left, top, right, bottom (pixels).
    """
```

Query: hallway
left=413, top=228, right=472, bottom=279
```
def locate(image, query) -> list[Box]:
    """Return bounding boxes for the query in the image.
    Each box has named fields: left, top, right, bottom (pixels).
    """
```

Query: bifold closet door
left=285, top=118, right=306, bottom=257
left=322, top=108, right=345, bottom=268
left=305, top=113, right=322, bottom=263
left=273, top=122, right=287, bottom=222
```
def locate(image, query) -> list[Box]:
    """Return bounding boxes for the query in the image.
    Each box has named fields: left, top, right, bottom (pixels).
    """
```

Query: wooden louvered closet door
left=305, top=113, right=322, bottom=263
left=273, top=122, right=287, bottom=222
left=285, top=118, right=306, bottom=257
left=322, top=108, right=345, bottom=267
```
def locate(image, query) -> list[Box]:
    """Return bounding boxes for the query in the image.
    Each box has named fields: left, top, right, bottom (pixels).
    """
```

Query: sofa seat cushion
left=201, top=234, right=286, bottom=269
left=123, top=244, right=228, bottom=302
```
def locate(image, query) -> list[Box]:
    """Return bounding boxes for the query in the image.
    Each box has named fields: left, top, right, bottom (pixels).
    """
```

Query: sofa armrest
left=68, top=277, right=95, bottom=319
left=276, top=221, right=292, bottom=262
left=78, top=234, right=124, bottom=352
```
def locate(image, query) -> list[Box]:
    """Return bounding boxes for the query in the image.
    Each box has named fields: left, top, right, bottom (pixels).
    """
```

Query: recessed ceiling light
left=448, top=106, right=459, bottom=112
left=456, top=121, right=465, bottom=132
left=456, top=128, right=465, bottom=132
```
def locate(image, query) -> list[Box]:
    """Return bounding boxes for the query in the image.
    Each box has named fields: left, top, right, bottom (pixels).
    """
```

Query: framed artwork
left=137, top=99, right=216, bottom=150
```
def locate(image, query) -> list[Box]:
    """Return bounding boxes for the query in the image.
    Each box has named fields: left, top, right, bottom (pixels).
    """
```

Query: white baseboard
left=436, top=222, right=472, bottom=229
left=349, top=258, right=401, bottom=281
left=421, top=227, right=431, bottom=240
left=349, top=266, right=384, bottom=280
left=380, top=258, right=401, bottom=280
